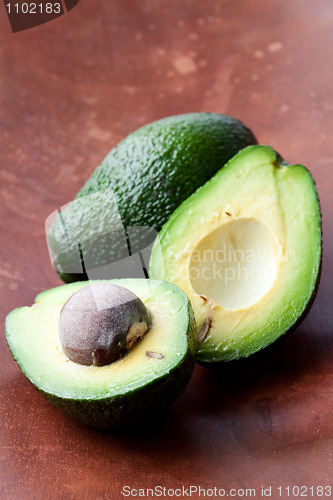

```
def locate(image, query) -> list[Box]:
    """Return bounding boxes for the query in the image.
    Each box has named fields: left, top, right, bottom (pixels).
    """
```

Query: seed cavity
left=146, top=351, right=164, bottom=359
left=197, top=316, right=212, bottom=343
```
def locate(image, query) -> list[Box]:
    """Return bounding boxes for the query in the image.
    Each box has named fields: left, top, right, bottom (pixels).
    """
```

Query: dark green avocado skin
left=77, top=113, right=257, bottom=230
left=48, top=113, right=257, bottom=283
left=41, top=349, right=194, bottom=429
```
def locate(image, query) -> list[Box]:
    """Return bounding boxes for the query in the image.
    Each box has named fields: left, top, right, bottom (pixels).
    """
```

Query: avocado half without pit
left=5, top=280, right=196, bottom=428
left=149, top=145, right=322, bottom=364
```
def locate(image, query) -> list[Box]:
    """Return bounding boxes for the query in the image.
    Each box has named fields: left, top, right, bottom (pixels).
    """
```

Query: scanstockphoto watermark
left=121, top=485, right=333, bottom=498
left=167, top=245, right=296, bottom=285
left=189, top=262, right=270, bottom=284
left=167, top=245, right=296, bottom=265
left=121, top=485, right=257, bottom=497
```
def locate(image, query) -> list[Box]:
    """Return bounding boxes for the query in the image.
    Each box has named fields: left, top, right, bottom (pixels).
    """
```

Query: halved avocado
left=5, top=279, right=196, bottom=428
left=149, top=146, right=322, bottom=364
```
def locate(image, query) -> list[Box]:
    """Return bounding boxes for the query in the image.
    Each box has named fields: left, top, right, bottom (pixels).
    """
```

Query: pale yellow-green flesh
left=189, top=217, right=280, bottom=310
left=150, top=146, right=321, bottom=361
left=6, top=280, right=191, bottom=399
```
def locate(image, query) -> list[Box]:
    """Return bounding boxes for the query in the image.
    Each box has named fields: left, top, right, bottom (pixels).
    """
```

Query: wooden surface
left=1, top=1, right=333, bottom=498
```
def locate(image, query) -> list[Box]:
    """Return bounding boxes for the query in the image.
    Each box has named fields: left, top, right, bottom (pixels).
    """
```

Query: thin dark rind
left=271, top=153, right=323, bottom=341
left=39, top=348, right=194, bottom=429
left=59, top=271, right=88, bottom=283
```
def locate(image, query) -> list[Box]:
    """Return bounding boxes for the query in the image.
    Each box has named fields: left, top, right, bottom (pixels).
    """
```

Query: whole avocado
left=48, top=113, right=257, bottom=282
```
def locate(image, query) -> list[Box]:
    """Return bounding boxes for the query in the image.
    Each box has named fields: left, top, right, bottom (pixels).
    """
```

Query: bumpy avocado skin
left=76, top=113, right=257, bottom=230
left=48, top=113, right=257, bottom=283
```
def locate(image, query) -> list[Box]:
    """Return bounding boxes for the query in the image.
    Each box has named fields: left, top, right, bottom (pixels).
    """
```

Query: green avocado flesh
left=47, top=113, right=257, bottom=283
left=5, top=279, right=196, bottom=428
left=149, top=146, right=322, bottom=364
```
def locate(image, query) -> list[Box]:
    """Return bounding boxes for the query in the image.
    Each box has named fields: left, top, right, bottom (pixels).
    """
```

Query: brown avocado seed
left=58, top=283, right=151, bottom=366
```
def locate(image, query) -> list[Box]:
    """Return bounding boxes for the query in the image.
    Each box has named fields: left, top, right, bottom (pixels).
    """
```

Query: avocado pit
left=58, top=283, right=151, bottom=366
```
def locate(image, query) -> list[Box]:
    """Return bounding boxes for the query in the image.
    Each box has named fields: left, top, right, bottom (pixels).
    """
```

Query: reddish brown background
left=1, top=1, right=333, bottom=498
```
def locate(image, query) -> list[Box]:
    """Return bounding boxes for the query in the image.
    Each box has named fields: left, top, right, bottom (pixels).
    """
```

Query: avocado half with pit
left=5, top=279, right=196, bottom=428
left=149, top=145, right=322, bottom=364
